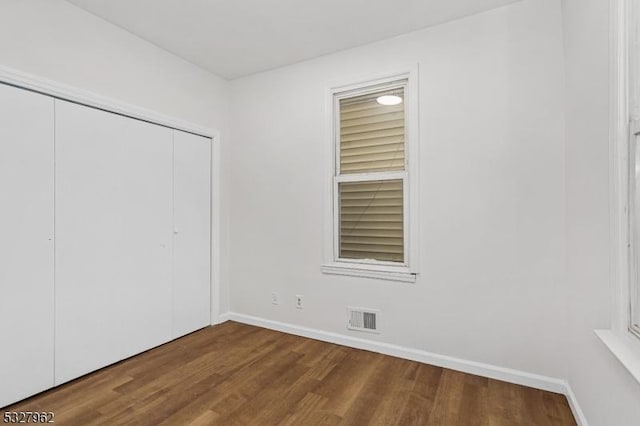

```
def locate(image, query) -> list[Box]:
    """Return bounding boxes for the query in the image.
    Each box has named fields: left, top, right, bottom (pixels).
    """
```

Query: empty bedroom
left=1, top=0, right=640, bottom=425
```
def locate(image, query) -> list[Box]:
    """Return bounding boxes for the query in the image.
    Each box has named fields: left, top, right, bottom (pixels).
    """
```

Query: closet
left=0, top=83, right=213, bottom=406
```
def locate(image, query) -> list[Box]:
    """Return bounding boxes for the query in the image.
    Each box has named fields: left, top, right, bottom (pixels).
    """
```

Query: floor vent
left=347, top=307, right=380, bottom=333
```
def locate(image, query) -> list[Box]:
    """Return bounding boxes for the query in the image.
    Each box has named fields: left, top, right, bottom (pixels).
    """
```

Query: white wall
left=562, top=0, right=640, bottom=424
left=5, top=1, right=640, bottom=423
left=229, top=0, right=568, bottom=380
left=0, top=0, right=231, bottom=315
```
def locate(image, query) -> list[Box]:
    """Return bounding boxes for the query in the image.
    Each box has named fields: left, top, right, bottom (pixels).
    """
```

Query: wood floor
left=5, top=321, right=576, bottom=425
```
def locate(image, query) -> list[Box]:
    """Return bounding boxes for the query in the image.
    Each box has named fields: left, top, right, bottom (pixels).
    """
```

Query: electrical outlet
left=295, top=295, right=304, bottom=309
left=271, top=292, right=279, bottom=305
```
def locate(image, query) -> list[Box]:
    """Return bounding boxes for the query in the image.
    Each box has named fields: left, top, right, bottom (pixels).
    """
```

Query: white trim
left=222, top=312, right=586, bottom=424
left=227, top=312, right=564, bottom=391
left=335, top=171, right=406, bottom=183
left=0, top=65, right=216, bottom=139
left=629, top=0, right=640, bottom=340
left=216, top=312, right=231, bottom=324
left=323, top=64, right=420, bottom=279
left=595, top=329, right=640, bottom=384
left=565, top=384, right=590, bottom=426
left=210, top=131, right=222, bottom=326
left=331, top=256, right=410, bottom=268
left=321, top=264, right=416, bottom=283
left=630, top=128, right=640, bottom=338
left=0, top=65, right=223, bottom=330
left=332, top=79, right=407, bottom=103
left=405, top=65, right=421, bottom=274
left=609, top=0, right=631, bottom=338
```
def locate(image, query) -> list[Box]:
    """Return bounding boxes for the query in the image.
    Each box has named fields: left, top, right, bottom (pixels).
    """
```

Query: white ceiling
left=66, top=0, right=520, bottom=80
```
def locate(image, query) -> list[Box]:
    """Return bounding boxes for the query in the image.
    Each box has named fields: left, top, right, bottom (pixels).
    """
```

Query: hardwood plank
left=3, top=322, right=576, bottom=425
left=396, top=363, right=443, bottom=424
left=427, top=369, right=468, bottom=425
left=187, top=410, right=220, bottom=426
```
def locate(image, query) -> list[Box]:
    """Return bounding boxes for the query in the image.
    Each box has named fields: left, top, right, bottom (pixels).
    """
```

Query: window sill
left=595, top=329, right=640, bottom=385
left=321, top=263, right=416, bottom=283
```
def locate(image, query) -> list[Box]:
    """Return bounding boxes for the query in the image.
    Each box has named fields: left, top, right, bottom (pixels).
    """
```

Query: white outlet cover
left=271, top=292, right=279, bottom=305
left=295, top=295, right=303, bottom=309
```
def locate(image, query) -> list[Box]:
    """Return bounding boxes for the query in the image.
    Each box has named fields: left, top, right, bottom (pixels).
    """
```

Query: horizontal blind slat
left=341, top=159, right=405, bottom=173
left=340, top=181, right=402, bottom=191
left=341, top=128, right=404, bottom=144
left=340, top=244, right=404, bottom=254
left=341, top=142, right=404, bottom=157
left=342, top=217, right=403, bottom=223
left=341, top=224, right=403, bottom=232
left=340, top=236, right=404, bottom=246
left=340, top=119, right=404, bottom=136
left=341, top=150, right=404, bottom=164
left=341, top=199, right=402, bottom=208
left=341, top=231, right=403, bottom=239
left=342, top=206, right=402, bottom=212
left=341, top=111, right=404, bottom=128
left=341, top=183, right=402, bottom=192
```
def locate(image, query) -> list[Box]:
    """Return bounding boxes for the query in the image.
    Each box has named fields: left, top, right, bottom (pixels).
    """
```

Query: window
left=596, top=0, right=640, bottom=384
left=322, top=70, right=418, bottom=282
left=630, top=0, right=640, bottom=339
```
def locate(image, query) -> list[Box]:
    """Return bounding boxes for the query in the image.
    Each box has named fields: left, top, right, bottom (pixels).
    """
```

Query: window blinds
left=339, top=87, right=405, bottom=174
left=337, top=85, right=406, bottom=263
left=339, top=180, right=404, bottom=262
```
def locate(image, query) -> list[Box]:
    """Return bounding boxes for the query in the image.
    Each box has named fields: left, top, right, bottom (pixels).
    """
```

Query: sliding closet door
left=0, top=84, right=54, bottom=407
left=54, top=100, right=173, bottom=385
left=173, top=130, right=211, bottom=338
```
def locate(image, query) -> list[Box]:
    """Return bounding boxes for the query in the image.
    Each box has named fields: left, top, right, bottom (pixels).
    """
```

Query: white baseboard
left=564, top=383, right=589, bottom=426
left=216, top=312, right=231, bottom=324
left=219, top=311, right=588, bottom=426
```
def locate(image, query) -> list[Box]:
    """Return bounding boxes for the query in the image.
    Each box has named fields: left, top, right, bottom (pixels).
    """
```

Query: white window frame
left=321, top=66, right=419, bottom=283
left=596, top=0, right=640, bottom=385
left=629, top=0, right=640, bottom=340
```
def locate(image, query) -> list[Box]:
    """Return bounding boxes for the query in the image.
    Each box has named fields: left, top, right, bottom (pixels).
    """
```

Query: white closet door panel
left=0, top=84, right=54, bottom=407
left=55, top=100, right=173, bottom=385
left=173, top=130, right=211, bottom=338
